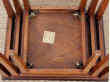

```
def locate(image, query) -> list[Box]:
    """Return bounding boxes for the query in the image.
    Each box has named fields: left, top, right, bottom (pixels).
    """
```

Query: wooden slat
left=90, top=15, right=96, bottom=54
left=27, top=69, right=82, bottom=75
left=81, top=12, right=87, bottom=65
left=0, top=64, right=10, bottom=78
left=90, top=54, right=109, bottom=76
left=23, top=0, right=29, bottom=12
left=0, top=53, right=18, bottom=76
left=22, top=12, right=29, bottom=64
left=79, top=0, right=87, bottom=11
left=9, top=50, right=28, bottom=73
left=30, top=6, right=79, bottom=10
left=13, top=0, right=22, bottom=15
left=88, top=0, right=99, bottom=15
left=96, top=0, right=109, bottom=20
left=98, top=19, right=105, bottom=59
left=6, top=76, right=103, bottom=80
left=13, top=15, right=20, bottom=54
left=2, top=0, right=14, bottom=18
left=4, top=18, right=12, bottom=59
left=21, top=16, right=24, bottom=60
left=99, top=66, right=109, bottom=78
left=82, top=50, right=101, bottom=74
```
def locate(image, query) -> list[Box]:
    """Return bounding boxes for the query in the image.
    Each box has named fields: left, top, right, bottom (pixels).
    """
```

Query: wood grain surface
left=0, top=0, right=109, bottom=81
left=27, top=12, right=82, bottom=69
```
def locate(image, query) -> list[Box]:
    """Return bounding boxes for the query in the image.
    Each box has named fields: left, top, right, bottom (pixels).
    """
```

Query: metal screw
left=91, top=24, right=93, bottom=26
left=99, top=26, right=102, bottom=30
left=18, top=24, right=19, bottom=27
left=96, top=53, right=100, bottom=55
left=28, top=63, right=34, bottom=68
left=75, top=61, right=82, bottom=69
left=38, top=69, right=41, bottom=72
left=26, top=20, right=28, bottom=22
left=24, top=54, right=26, bottom=57
left=69, top=69, right=71, bottom=72
left=82, top=20, right=84, bottom=22
left=10, top=54, right=13, bottom=56
left=73, top=13, right=78, bottom=19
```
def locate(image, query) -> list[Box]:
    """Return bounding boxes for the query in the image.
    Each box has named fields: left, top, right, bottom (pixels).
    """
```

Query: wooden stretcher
left=0, top=0, right=109, bottom=80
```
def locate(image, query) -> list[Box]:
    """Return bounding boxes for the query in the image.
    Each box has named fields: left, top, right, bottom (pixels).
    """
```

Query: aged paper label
left=42, top=31, right=55, bottom=44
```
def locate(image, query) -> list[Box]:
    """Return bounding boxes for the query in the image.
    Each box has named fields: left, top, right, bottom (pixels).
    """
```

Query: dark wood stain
left=27, top=12, right=82, bottom=69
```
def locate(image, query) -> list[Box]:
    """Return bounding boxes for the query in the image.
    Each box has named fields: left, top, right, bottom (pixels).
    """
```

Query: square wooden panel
left=27, top=12, right=82, bottom=69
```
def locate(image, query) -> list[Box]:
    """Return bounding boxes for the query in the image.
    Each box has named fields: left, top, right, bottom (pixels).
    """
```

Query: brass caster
left=26, top=62, right=34, bottom=68
left=73, top=13, right=78, bottom=19
left=28, top=9, right=39, bottom=20
left=75, top=61, right=82, bottom=69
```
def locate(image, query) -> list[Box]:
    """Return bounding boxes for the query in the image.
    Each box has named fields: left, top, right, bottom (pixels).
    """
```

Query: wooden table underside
left=1, top=0, right=108, bottom=80
left=5, top=8, right=105, bottom=80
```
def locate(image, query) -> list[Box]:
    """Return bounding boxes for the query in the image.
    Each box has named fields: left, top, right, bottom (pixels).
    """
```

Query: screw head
left=38, top=69, right=41, bottom=72
left=69, top=69, right=71, bottom=72
left=82, top=20, right=84, bottom=22
left=26, top=20, right=28, bottom=22
left=83, top=54, right=85, bottom=56
left=99, top=26, right=102, bottom=30
left=18, top=24, right=19, bottom=27
left=91, top=24, right=93, bottom=26
left=24, top=54, right=26, bottom=57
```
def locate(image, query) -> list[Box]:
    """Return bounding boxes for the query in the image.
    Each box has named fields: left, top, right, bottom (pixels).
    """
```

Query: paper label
left=42, top=31, right=55, bottom=44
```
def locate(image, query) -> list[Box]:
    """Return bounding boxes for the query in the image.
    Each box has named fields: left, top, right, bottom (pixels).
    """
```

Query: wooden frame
left=6, top=76, right=106, bottom=80
left=0, top=53, right=18, bottom=76
left=99, top=66, right=109, bottom=78
left=0, top=0, right=109, bottom=80
left=96, top=0, right=109, bottom=60
left=90, top=55, right=109, bottom=76
left=89, top=15, right=96, bottom=54
left=21, top=12, right=29, bottom=64
left=4, top=18, right=13, bottom=59
left=2, top=0, right=14, bottom=18
left=20, top=7, right=103, bottom=79
left=82, top=50, right=101, bottom=74
left=81, top=11, right=87, bottom=65
left=98, top=19, right=105, bottom=59
left=88, top=0, right=99, bottom=15
left=12, top=0, right=22, bottom=15
left=96, top=0, right=109, bottom=20
left=0, top=64, right=10, bottom=78
left=23, top=0, right=29, bottom=12
left=9, top=50, right=28, bottom=73
left=12, top=0, right=23, bottom=58
left=79, top=0, right=87, bottom=11
left=30, top=6, right=79, bottom=10
left=13, top=15, right=21, bottom=54
left=26, top=69, right=82, bottom=75
left=88, top=0, right=99, bottom=55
